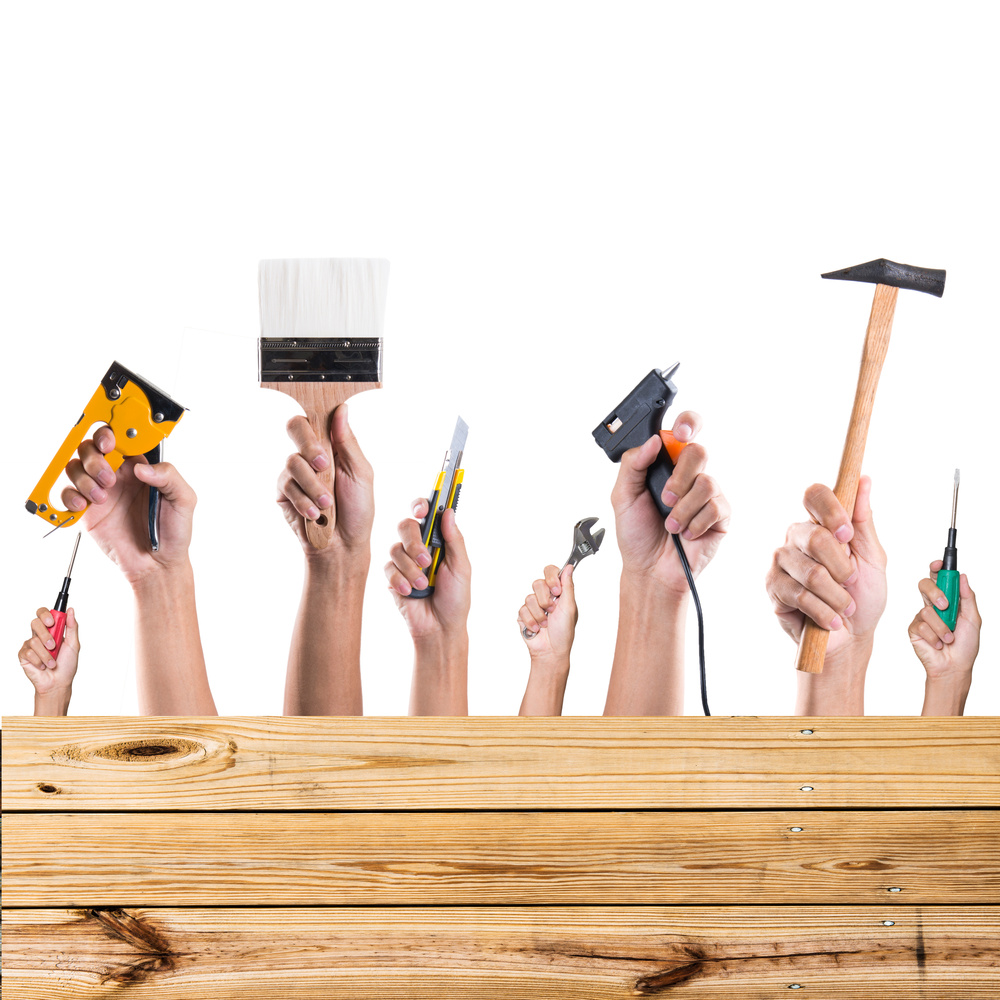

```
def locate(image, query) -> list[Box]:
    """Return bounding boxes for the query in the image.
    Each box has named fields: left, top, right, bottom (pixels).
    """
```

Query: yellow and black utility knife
left=409, top=416, right=468, bottom=599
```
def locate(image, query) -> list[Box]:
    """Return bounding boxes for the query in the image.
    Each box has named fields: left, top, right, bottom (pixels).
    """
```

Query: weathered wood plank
left=4, top=810, right=998, bottom=906
left=3, top=906, right=997, bottom=998
left=4, top=716, right=998, bottom=810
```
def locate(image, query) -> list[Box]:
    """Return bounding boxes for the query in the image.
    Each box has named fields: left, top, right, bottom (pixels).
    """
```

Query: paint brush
left=259, top=258, right=389, bottom=549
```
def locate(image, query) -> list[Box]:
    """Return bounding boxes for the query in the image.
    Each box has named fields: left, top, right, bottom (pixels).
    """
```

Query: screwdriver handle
left=48, top=609, right=68, bottom=658
left=934, top=570, right=960, bottom=632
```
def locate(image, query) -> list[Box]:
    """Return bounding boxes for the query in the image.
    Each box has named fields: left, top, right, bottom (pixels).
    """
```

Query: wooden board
left=4, top=809, right=998, bottom=906
left=3, top=906, right=998, bottom=998
left=5, top=716, right=999, bottom=810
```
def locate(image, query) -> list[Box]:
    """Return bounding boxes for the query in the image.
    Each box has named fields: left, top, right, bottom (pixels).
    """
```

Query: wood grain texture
left=796, top=281, right=899, bottom=674
left=3, top=906, right=998, bottom=998
left=4, top=809, right=997, bottom=906
left=4, top=716, right=999, bottom=810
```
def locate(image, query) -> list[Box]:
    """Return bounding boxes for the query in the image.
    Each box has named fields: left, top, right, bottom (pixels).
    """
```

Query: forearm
left=409, top=630, right=469, bottom=715
left=519, top=656, right=569, bottom=716
left=605, top=573, right=686, bottom=716
left=921, top=674, right=972, bottom=716
left=794, top=637, right=872, bottom=716
left=133, top=563, right=216, bottom=715
left=284, top=555, right=369, bottom=715
left=34, top=687, right=72, bottom=716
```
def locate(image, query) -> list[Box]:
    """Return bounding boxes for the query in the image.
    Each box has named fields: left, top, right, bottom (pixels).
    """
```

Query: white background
left=2, top=2, right=996, bottom=716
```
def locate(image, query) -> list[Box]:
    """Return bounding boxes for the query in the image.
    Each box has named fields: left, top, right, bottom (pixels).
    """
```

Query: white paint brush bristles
left=258, top=258, right=390, bottom=339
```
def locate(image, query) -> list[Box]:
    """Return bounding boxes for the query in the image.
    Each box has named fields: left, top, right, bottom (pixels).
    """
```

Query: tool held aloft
left=48, top=532, right=81, bottom=658
left=935, top=469, right=961, bottom=632
left=258, top=259, right=388, bottom=550
left=795, top=258, right=946, bottom=674
left=409, top=417, right=468, bottom=599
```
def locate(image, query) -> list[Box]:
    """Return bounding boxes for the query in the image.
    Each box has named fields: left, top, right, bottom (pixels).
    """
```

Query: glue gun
left=592, top=364, right=688, bottom=514
left=26, top=362, right=186, bottom=547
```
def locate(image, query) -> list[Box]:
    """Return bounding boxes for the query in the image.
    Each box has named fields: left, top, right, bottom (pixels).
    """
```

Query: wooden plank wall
left=3, top=716, right=999, bottom=998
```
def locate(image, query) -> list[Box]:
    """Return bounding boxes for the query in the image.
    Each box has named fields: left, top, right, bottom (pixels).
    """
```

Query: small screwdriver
left=48, top=532, right=81, bottom=657
left=934, top=469, right=960, bottom=632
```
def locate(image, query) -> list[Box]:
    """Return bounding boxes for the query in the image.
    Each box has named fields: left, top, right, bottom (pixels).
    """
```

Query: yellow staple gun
left=26, top=362, right=186, bottom=546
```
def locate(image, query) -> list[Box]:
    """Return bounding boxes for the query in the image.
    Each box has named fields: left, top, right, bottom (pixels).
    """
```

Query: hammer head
left=822, top=258, right=945, bottom=297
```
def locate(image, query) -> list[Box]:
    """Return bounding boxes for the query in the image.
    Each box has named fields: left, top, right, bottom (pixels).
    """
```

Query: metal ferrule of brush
left=258, top=338, right=382, bottom=382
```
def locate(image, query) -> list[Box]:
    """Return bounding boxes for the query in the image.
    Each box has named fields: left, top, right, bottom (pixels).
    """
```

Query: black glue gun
left=592, top=364, right=687, bottom=515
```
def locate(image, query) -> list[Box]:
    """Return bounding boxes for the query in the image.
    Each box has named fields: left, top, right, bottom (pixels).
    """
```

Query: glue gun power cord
left=671, top=532, right=710, bottom=716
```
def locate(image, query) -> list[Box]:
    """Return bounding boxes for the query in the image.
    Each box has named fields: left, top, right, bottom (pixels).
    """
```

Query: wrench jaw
left=565, top=517, right=605, bottom=569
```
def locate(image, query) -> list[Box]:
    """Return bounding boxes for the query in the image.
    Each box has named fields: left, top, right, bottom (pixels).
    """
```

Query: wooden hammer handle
left=795, top=283, right=898, bottom=674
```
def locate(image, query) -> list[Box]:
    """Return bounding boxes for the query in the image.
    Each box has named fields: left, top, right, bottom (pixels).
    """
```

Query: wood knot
left=37, top=782, right=60, bottom=794
left=833, top=859, right=894, bottom=872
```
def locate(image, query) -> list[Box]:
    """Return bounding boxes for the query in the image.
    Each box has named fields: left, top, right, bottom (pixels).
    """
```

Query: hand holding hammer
left=796, top=258, right=945, bottom=674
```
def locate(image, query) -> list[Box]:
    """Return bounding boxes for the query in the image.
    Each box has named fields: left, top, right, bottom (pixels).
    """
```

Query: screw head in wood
left=790, top=826, right=804, bottom=832
left=800, top=729, right=814, bottom=735
left=888, top=887, right=902, bottom=892
left=800, top=785, right=814, bottom=792
left=883, top=920, right=895, bottom=925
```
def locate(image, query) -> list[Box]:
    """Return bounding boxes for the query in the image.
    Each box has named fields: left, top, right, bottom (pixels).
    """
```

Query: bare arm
left=518, top=564, right=576, bottom=716
left=278, top=405, right=373, bottom=715
left=604, top=412, right=730, bottom=716
left=62, top=431, right=216, bottom=715
left=386, top=503, right=471, bottom=716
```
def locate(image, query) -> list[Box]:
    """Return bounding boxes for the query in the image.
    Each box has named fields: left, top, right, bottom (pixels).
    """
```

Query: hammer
left=796, top=257, right=945, bottom=674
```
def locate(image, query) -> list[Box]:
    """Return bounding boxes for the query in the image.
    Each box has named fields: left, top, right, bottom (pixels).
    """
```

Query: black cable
left=672, top=533, right=709, bottom=716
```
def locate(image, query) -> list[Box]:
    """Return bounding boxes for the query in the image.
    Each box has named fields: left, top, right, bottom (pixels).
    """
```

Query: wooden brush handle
left=262, top=379, right=381, bottom=550
left=795, top=283, right=898, bottom=674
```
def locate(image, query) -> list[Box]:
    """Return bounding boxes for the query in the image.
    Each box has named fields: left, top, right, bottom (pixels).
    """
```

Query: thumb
left=614, top=436, right=662, bottom=503
left=64, top=607, right=80, bottom=651
left=559, top=562, right=575, bottom=595
left=849, top=475, right=883, bottom=563
left=330, top=404, right=371, bottom=480
left=440, top=508, right=470, bottom=575
left=133, top=461, right=196, bottom=512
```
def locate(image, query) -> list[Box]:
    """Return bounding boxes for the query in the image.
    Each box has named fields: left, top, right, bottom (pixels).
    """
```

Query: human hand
left=277, top=404, right=374, bottom=560
left=19, top=606, right=80, bottom=699
left=61, top=427, right=196, bottom=587
left=518, top=563, right=578, bottom=660
left=386, top=501, right=471, bottom=639
left=766, top=476, right=886, bottom=660
left=610, top=410, right=730, bottom=593
left=908, top=566, right=981, bottom=682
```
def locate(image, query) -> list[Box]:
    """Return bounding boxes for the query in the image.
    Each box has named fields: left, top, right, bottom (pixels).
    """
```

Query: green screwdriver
left=934, top=469, right=960, bottom=631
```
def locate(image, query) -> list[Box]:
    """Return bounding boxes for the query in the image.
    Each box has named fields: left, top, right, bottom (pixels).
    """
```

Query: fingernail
left=844, top=600, right=856, bottom=617
left=663, top=491, right=679, bottom=506
left=552, top=586, right=561, bottom=597
left=665, top=516, right=681, bottom=534
left=48, top=658, right=57, bottom=668
left=935, top=641, right=943, bottom=649
left=936, top=596, right=948, bottom=609
left=312, top=454, right=329, bottom=471
left=412, top=502, right=425, bottom=517
left=682, top=528, right=694, bottom=540
left=306, top=505, right=319, bottom=520
left=414, top=575, right=428, bottom=590
left=97, top=469, right=115, bottom=487
left=835, top=525, right=852, bottom=543
left=417, top=551, right=432, bottom=567
left=829, top=615, right=843, bottom=631
left=317, top=493, right=332, bottom=509
left=676, top=423, right=693, bottom=441
left=397, top=580, right=411, bottom=595
left=846, top=570, right=858, bottom=585
left=90, top=486, right=107, bottom=502
left=45, top=638, right=55, bottom=649
left=943, top=631, right=955, bottom=643
left=69, top=496, right=87, bottom=511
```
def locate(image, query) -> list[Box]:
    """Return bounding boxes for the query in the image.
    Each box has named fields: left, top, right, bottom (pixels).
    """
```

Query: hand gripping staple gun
left=26, top=362, right=186, bottom=548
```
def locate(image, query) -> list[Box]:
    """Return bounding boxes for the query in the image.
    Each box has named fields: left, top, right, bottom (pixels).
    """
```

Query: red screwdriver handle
left=48, top=609, right=68, bottom=658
